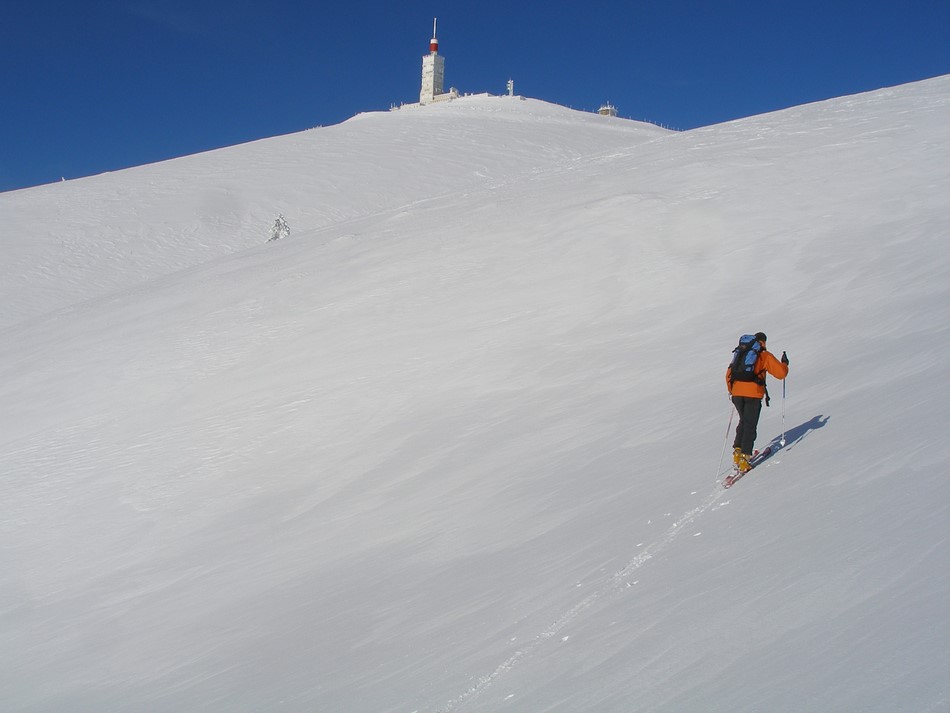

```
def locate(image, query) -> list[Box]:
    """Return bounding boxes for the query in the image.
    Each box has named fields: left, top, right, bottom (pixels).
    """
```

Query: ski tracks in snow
left=434, top=478, right=735, bottom=711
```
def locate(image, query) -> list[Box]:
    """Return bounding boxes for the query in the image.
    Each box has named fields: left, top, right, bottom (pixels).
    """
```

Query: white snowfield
left=1, top=77, right=948, bottom=712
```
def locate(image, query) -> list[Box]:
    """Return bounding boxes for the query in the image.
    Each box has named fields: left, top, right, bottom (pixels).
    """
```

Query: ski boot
left=736, top=452, right=752, bottom=474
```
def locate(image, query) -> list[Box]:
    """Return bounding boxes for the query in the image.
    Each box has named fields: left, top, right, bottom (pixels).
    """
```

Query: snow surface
left=1, top=79, right=948, bottom=712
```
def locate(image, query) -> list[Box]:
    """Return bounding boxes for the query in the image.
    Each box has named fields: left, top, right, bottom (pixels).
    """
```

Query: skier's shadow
left=759, top=414, right=830, bottom=463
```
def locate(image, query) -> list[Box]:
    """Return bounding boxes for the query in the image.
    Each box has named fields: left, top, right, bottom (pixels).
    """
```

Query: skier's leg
left=731, top=396, right=744, bottom=449
left=740, top=397, right=762, bottom=455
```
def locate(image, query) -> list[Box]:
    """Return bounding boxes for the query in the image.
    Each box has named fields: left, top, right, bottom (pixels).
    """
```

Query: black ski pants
left=732, top=395, right=762, bottom=456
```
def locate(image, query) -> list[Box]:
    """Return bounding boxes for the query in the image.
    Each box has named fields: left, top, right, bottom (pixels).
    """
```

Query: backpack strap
left=756, top=353, right=770, bottom=405
left=752, top=354, right=766, bottom=386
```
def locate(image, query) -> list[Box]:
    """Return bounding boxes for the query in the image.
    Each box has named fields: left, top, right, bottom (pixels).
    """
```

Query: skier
left=726, top=332, right=789, bottom=473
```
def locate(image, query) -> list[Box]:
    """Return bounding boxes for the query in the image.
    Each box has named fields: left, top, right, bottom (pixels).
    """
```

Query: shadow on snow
left=759, top=413, right=830, bottom=465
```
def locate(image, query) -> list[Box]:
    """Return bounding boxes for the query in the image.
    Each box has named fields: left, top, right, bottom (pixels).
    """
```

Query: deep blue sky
left=2, top=0, right=948, bottom=193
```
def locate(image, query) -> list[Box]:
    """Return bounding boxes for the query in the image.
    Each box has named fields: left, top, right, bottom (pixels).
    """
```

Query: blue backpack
left=729, top=334, right=765, bottom=385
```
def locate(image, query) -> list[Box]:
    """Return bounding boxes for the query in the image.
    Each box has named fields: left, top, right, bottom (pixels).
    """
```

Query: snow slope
left=0, top=99, right=668, bottom=330
left=1, top=79, right=948, bottom=712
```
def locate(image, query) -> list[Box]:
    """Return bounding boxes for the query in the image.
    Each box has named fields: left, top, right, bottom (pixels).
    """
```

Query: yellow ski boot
left=736, top=452, right=752, bottom=474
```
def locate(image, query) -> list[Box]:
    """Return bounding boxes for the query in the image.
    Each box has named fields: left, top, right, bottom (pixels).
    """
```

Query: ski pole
left=780, top=379, right=787, bottom=447
left=717, top=405, right=735, bottom=478
left=780, top=351, right=788, bottom=447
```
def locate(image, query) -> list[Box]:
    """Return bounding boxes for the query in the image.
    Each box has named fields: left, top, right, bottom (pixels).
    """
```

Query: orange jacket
left=726, top=348, right=789, bottom=399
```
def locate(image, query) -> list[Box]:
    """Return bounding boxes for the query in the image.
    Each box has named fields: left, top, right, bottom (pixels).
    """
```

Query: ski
left=723, top=446, right=772, bottom=488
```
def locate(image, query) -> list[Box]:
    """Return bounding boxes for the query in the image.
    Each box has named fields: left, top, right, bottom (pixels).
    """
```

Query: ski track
left=435, top=476, right=735, bottom=711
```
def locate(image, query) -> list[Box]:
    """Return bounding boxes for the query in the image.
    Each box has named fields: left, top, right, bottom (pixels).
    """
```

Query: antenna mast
left=429, top=17, right=439, bottom=53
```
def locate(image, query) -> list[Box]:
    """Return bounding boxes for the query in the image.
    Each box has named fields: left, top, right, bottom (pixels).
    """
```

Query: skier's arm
left=762, top=351, right=789, bottom=380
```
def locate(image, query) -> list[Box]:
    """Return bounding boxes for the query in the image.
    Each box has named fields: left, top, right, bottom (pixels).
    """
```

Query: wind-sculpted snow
left=1, top=79, right=948, bottom=712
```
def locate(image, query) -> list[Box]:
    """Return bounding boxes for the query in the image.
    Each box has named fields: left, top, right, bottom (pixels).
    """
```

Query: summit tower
left=420, top=18, right=445, bottom=105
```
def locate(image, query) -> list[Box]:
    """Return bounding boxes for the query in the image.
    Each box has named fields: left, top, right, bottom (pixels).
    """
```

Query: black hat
left=754, top=332, right=767, bottom=342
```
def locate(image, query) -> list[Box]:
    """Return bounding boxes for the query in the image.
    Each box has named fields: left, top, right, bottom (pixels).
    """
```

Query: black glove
left=781, top=351, right=789, bottom=365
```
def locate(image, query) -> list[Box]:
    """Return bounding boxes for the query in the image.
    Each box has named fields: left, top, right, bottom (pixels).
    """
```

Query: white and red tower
left=419, top=18, right=445, bottom=104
